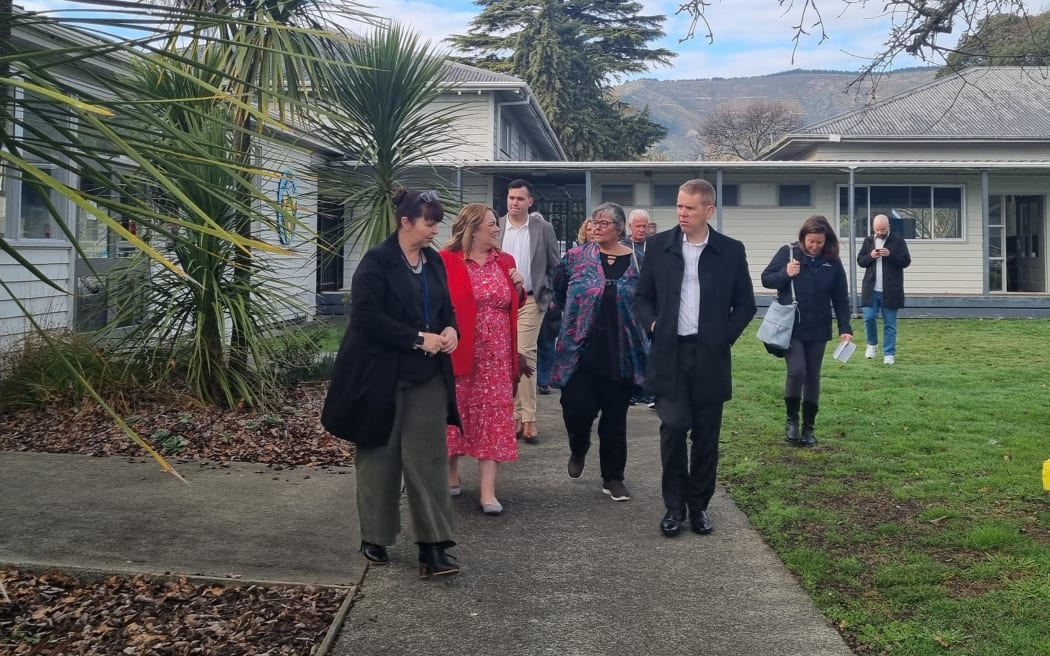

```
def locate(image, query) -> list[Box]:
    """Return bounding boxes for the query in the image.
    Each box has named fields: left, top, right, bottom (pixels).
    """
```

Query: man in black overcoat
left=635, top=179, right=756, bottom=537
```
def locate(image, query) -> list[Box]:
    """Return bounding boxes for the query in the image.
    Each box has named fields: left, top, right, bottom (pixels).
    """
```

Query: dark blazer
left=498, top=212, right=561, bottom=312
left=321, top=233, right=460, bottom=448
left=857, top=232, right=911, bottom=309
left=635, top=226, right=757, bottom=403
left=761, top=244, right=852, bottom=343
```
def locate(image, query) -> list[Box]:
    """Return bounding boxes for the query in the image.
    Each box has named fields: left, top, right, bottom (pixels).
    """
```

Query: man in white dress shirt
left=499, top=179, right=560, bottom=442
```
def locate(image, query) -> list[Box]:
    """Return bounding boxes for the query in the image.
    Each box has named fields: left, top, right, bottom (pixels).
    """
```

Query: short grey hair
left=628, top=209, right=650, bottom=225
left=592, top=202, right=627, bottom=236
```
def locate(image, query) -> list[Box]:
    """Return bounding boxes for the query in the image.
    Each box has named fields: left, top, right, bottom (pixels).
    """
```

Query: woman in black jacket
left=321, top=189, right=462, bottom=579
left=761, top=215, right=853, bottom=447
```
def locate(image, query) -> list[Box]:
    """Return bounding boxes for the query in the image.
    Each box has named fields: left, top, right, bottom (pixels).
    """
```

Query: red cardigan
left=440, top=249, right=521, bottom=378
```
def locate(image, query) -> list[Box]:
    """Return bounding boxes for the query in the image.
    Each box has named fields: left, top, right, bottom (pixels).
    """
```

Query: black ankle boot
left=784, top=397, right=801, bottom=443
left=359, top=541, right=389, bottom=565
left=800, top=401, right=819, bottom=447
left=418, top=542, right=460, bottom=579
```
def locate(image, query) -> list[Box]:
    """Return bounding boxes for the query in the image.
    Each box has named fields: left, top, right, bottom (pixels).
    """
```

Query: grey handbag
left=757, top=244, right=798, bottom=354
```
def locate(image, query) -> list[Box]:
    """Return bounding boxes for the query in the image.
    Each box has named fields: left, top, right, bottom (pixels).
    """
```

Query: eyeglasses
left=591, top=220, right=616, bottom=229
left=420, top=190, right=439, bottom=203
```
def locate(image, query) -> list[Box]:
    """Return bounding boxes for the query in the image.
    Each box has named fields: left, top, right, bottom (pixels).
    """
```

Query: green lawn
left=725, top=318, right=1050, bottom=655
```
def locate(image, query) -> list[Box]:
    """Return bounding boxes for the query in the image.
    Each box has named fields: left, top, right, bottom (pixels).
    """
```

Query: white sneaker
left=865, top=345, right=877, bottom=359
left=883, top=355, right=895, bottom=365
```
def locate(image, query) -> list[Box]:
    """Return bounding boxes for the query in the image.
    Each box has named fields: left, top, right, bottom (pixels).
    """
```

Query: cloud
left=23, top=0, right=934, bottom=78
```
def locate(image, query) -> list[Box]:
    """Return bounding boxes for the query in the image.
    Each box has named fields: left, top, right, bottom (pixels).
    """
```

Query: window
left=601, top=184, right=634, bottom=206
left=778, top=184, right=811, bottom=207
left=719, top=184, right=739, bottom=207
left=839, top=185, right=963, bottom=240
left=5, top=87, right=71, bottom=241
left=20, top=174, right=59, bottom=239
left=653, top=184, right=678, bottom=206
left=499, top=117, right=512, bottom=157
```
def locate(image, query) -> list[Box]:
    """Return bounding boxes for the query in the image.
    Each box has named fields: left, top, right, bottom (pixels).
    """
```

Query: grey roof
left=795, top=67, right=1050, bottom=139
left=442, top=61, right=524, bottom=86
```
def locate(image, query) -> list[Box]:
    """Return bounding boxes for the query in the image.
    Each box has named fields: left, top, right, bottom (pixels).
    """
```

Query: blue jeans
left=536, top=317, right=557, bottom=387
left=863, top=292, right=898, bottom=356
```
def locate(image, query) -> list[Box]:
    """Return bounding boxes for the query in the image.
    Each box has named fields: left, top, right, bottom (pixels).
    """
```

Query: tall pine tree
left=450, top=0, right=673, bottom=160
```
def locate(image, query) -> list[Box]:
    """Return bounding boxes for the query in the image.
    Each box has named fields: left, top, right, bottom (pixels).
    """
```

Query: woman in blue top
left=761, top=215, right=853, bottom=447
left=550, top=202, right=648, bottom=501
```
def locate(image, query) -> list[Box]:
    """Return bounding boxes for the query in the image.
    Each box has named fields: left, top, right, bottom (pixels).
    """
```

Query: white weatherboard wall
left=254, top=143, right=320, bottom=324
left=429, top=94, right=492, bottom=161
left=0, top=246, right=74, bottom=349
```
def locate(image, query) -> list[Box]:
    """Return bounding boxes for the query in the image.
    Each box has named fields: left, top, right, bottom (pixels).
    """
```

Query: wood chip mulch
left=0, top=383, right=356, bottom=654
left=0, top=569, right=348, bottom=655
left=0, top=383, right=353, bottom=468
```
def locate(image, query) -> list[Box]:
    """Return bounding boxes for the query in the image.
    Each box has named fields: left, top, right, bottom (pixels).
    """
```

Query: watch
left=415, top=332, right=425, bottom=348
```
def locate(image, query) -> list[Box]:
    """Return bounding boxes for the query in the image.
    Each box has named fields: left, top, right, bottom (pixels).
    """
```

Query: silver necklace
left=403, top=250, right=425, bottom=274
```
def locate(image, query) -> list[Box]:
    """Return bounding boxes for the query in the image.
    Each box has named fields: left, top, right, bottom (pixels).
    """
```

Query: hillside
left=614, top=68, right=939, bottom=159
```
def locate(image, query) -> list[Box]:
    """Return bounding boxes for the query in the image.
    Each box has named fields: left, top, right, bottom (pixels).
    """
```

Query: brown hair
left=444, top=203, right=495, bottom=253
left=798, top=215, right=840, bottom=258
left=679, top=178, right=716, bottom=206
left=393, top=188, right=444, bottom=228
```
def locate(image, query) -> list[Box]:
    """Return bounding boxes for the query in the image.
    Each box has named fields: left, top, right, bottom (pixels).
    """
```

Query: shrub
left=0, top=331, right=155, bottom=412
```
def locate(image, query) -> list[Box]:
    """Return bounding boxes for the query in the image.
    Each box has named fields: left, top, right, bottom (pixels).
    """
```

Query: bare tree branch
left=675, top=1, right=1036, bottom=96
left=696, top=100, right=805, bottom=160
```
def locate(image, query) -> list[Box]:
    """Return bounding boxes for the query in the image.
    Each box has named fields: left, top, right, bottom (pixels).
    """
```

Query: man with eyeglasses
left=499, top=179, right=560, bottom=442
left=635, top=178, right=756, bottom=538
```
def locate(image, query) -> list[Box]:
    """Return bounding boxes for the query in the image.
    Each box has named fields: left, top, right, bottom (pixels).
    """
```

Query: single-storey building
left=4, top=15, right=1049, bottom=351
left=408, top=67, right=1050, bottom=317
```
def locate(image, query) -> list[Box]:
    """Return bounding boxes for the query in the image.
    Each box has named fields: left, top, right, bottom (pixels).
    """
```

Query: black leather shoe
left=418, top=543, right=460, bottom=579
left=660, top=510, right=685, bottom=537
left=360, top=541, right=389, bottom=565
left=567, top=454, right=585, bottom=479
left=691, top=510, right=713, bottom=535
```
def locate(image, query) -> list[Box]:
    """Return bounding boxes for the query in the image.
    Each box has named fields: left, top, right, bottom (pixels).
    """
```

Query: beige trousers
left=515, top=295, right=544, bottom=424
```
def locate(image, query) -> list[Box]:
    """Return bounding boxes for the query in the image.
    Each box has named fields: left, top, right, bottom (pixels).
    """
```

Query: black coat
left=857, top=232, right=911, bottom=309
left=635, top=227, right=756, bottom=403
left=761, top=244, right=852, bottom=343
left=321, top=233, right=460, bottom=448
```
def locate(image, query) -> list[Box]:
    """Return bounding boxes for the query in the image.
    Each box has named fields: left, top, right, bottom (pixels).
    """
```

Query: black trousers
left=655, top=341, right=724, bottom=514
left=784, top=338, right=826, bottom=404
left=559, top=362, right=633, bottom=482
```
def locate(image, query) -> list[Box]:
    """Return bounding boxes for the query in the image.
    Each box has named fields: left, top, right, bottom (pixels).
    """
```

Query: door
left=1014, top=195, right=1045, bottom=292
left=316, top=196, right=345, bottom=292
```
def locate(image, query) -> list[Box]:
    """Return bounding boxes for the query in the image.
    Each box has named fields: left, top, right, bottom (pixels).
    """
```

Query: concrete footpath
left=0, top=394, right=854, bottom=656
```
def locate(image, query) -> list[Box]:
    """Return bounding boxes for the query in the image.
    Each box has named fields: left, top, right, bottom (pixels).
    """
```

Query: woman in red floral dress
left=441, top=204, right=525, bottom=516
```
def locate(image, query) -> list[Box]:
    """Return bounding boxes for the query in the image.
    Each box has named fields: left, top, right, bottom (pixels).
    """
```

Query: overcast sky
left=26, top=0, right=1041, bottom=79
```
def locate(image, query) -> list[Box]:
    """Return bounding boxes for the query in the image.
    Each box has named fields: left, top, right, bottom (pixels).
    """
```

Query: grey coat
left=498, top=211, right=561, bottom=312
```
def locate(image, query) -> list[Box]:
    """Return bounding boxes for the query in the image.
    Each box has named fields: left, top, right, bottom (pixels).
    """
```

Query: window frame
left=777, top=184, right=812, bottom=208
left=601, top=184, right=635, bottom=206
left=5, top=82, right=75, bottom=243
left=837, top=184, right=966, bottom=241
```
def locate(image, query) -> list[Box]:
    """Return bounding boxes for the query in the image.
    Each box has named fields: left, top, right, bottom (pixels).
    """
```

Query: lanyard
left=420, top=261, right=430, bottom=331
left=403, top=250, right=430, bottom=331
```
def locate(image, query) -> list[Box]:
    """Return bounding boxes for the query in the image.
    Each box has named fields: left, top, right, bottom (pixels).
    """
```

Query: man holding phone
left=857, top=214, right=912, bottom=365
